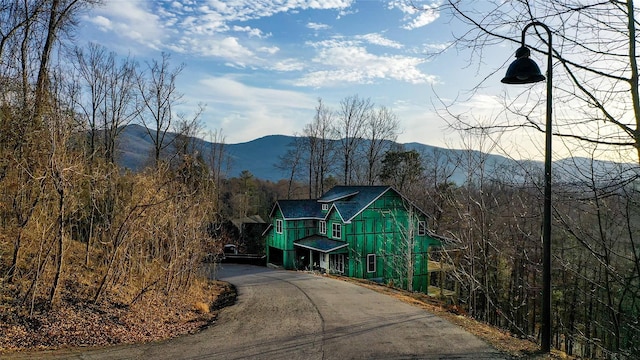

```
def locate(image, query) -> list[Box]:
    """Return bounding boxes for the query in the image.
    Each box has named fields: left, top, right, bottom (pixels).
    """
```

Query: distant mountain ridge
left=116, top=124, right=638, bottom=185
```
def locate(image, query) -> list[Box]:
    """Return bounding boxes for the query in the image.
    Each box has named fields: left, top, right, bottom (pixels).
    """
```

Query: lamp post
left=501, top=21, right=553, bottom=353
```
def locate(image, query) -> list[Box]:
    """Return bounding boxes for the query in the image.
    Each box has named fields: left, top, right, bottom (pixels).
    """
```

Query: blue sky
left=77, top=0, right=528, bottom=157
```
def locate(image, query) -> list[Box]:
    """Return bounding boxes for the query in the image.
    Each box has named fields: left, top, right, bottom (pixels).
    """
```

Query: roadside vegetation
left=0, top=0, right=229, bottom=353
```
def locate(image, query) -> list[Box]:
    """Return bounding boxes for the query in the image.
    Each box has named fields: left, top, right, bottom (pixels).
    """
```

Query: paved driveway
left=7, top=264, right=505, bottom=359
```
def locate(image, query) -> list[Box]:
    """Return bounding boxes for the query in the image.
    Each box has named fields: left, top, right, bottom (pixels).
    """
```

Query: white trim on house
left=367, top=253, right=376, bottom=273
left=319, top=220, right=327, bottom=234
left=276, top=219, right=283, bottom=234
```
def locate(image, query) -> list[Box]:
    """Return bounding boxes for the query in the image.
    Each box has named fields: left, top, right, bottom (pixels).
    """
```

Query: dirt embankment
left=0, top=280, right=236, bottom=354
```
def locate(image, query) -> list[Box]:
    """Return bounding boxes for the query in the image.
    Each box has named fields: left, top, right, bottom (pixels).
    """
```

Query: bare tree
left=303, top=98, right=336, bottom=197
left=335, top=95, right=372, bottom=185
left=137, top=52, right=185, bottom=166
left=0, top=0, right=39, bottom=97
left=172, top=105, right=208, bottom=190
left=416, top=147, right=460, bottom=233
left=441, top=1, right=640, bottom=162
left=1, top=0, right=99, bottom=286
left=276, top=135, right=305, bottom=199
left=364, top=105, right=399, bottom=185
left=432, top=2, right=640, bottom=355
left=101, top=53, right=139, bottom=163
left=207, top=129, right=228, bottom=207
left=72, top=43, right=108, bottom=161
left=379, top=148, right=424, bottom=193
left=173, top=105, right=205, bottom=158
left=35, top=0, right=100, bottom=118
left=72, top=44, right=139, bottom=164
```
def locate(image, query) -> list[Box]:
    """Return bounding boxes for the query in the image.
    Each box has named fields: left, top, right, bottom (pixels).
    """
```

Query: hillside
left=116, top=125, right=637, bottom=185
left=116, top=125, right=514, bottom=183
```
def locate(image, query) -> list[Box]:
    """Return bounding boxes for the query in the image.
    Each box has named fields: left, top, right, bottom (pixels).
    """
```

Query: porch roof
left=294, top=236, right=348, bottom=253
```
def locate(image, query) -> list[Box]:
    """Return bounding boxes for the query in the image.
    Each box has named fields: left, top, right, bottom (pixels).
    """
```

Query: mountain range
left=117, top=124, right=637, bottom=186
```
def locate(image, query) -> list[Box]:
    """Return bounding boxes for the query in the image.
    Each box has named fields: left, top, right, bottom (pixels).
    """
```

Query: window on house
left=332, top=223, right=341, bottom=239
left=367, top=254, right=376, bottom=273
left=319, top=220, right=327, bottom=235
left=276, top=219, right=283, bottom=234
left=322, top=203, right=329, bottom=211
left=418, top=221, right=427, bottom=236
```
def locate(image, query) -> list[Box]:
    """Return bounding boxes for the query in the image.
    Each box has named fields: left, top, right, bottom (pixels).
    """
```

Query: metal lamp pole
left=501, top=21, right=553, bottom=353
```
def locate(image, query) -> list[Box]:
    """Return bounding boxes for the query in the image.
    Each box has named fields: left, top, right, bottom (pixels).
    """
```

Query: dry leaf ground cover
left=0, top=278, right=235, bottom=353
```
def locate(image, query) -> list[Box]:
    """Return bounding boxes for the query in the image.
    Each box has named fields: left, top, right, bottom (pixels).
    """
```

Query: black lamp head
left=501, top=46, right=546, bottom=84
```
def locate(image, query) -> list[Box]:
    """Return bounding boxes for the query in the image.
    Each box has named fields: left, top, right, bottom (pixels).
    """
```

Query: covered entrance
left=294, top=236, right=348, bottom=274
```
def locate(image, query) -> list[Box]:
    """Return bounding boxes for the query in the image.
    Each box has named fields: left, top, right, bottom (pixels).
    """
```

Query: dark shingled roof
left=275, top=199, right=324, bottom=219
left=319, top=185, right=389, bottom=202
left=333, top=202, right=362, bottom=222
left=294, top=236, right=348, bottom=253
left=318, top=187, right=360, bottom=202
left=273, top=186, right=425, bottom=223
left=321, top=186, right=391, bottom=221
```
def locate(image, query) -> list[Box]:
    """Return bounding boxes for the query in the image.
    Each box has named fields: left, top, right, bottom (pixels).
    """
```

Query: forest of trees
left=0, top=0, right=226, bottom=317
left=433, top=1, right=640, bottom=358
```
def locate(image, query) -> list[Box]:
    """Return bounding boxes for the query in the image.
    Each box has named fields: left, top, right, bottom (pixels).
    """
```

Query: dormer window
left=322, top=203, right=329, bottom=211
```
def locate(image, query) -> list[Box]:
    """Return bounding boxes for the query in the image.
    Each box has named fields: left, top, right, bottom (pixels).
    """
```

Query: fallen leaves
left=0, top=281, right=235, bottom=354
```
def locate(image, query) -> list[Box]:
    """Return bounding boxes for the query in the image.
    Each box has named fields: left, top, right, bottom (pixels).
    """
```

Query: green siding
left=266, top=188, right=443, bottom=294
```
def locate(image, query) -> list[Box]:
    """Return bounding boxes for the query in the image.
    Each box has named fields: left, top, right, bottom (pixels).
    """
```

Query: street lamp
left=501, top=21, right=553, bottom=353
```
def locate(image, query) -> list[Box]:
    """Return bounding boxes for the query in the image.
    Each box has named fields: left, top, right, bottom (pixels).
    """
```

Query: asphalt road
left=6, top=264, right=506, bottom=359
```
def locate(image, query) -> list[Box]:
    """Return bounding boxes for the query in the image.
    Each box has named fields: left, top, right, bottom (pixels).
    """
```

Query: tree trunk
left=48, top=185, right=65, bottom=306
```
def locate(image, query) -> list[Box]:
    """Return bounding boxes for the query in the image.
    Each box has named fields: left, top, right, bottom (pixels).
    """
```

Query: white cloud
left=463, top=94, right=504, bottom=110
left=83, top=1, right=168, bottom=51
left=389, top=0, right=441, bottom=29
left=233, top=25, right=267, bottom=38
left=88, top=15, right=112, bottom=31
left=356, top=33, right=403, bottom=49
left=296, top=41, right=436, bottom=87
left=200, top=76, right=314, bottom=109
left=196, top=36, right=255, bottom=61
left=258, top=46, right=280, bottom=54
left=200, top=0, right=354, bottom=22
left=403, top=10, right=440, bottom=30
left=422, top=42, right=451, bottom=52
left=87, top=1, right=356, bottom=67
left=196, top=76, right=316, bottom=142
left=307, top=22, right=331, bottom=30
left=271, top=59, right=306, bottom=72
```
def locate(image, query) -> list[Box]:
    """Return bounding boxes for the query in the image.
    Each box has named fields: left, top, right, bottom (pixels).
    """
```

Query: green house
left=264, top=185, right=445, bottom=293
